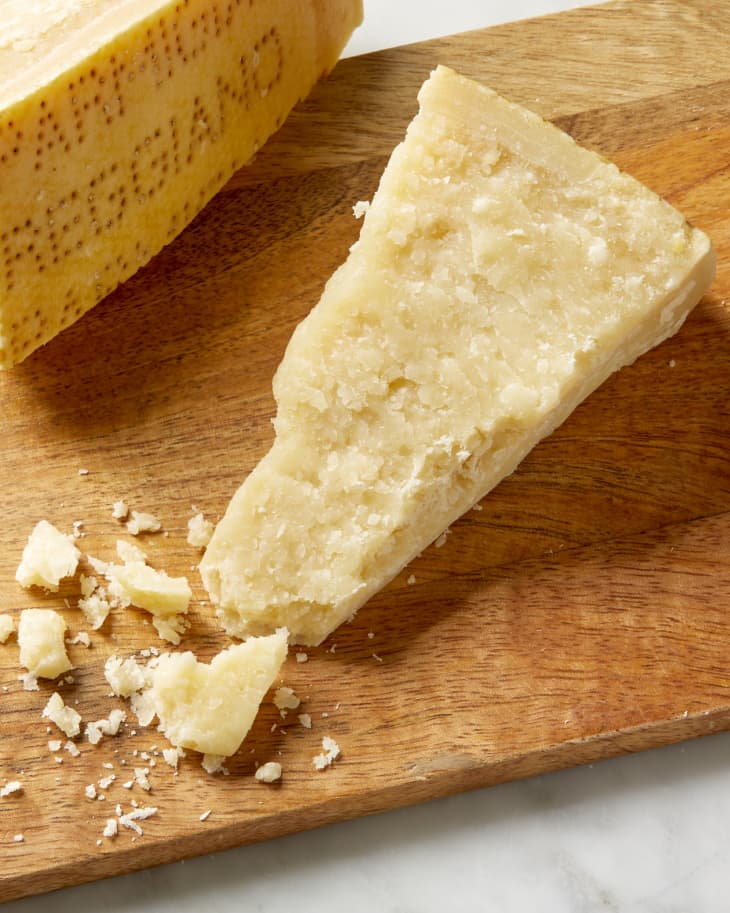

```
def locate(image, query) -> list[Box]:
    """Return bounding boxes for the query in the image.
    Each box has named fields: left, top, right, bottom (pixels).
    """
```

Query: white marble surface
left=9, top=3, right=729, bottom=911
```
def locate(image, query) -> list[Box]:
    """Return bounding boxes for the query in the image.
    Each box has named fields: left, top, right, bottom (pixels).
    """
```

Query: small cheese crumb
left=273, top=687, right=300, bottom=713
left=42, top=692, right=81, bottom=738
left=126, top=511, right=162, bottom=536
left=69, top=631, right=91, bottom=647
left=15, top=520, right=81, bottom=591
left=0, top=614, right=16, bottom=643
left=295, top=652, right=308, bottom=663
left=112, top=500, right=129, bottom=521
left=407, top=574, right=416, bottom=585
left=187, top=510, right=214, bottom=549
left=201, top=754, right=226, bottom=775
left=118, top=806, right=158, bottom=835
left=64, top=740, right=81, bottom=757
left=13, top=834, right=24, bottom=843
left=98, top=774, right=116, bottom=790
left=298, top=713, right=312, bottom=729
left=254, top=762, right=282, bottom=783
left=352, top=199, right=370, bottom=219
left=134, top=767, right=151, bottom=791
left=1, top=781, right=22, bottom=798
left=313, top=736, right=341, bottom=771
left=19, top=672, right=38, bottom=691
left=85, top=784, right=97, bottom=800
left=199, top=809, right=212, bottom=821
left=78, top=468, right=89, bottom=476
left=105, top=655, right=148, bottom=697
left=162, top=746, right=185, bottom=769
left=47, top=740, right=62, bottom=752
left=86, top=722, right=103, bottom=745
left=103, top=818, right=118, bottom=838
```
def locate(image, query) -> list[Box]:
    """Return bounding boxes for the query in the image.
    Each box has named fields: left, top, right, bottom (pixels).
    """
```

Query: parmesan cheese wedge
left=0, top=0, right=362, bottom=367
left=200, top=66, right=715, bottom=645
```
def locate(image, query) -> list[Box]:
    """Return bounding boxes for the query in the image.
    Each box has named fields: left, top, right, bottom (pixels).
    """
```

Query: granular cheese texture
left=104, top=561, right=192, bottom=644
left=254, top=761, right=282, bottom=783
left=0, top=0, right=363, bottom=367
left=15, top=520, right=80, bottom=591
left=187, top=510, right=214, bottom=549
left=200, top=65, right=715, bottom=645
left=313, top=735, right=341, bottom=770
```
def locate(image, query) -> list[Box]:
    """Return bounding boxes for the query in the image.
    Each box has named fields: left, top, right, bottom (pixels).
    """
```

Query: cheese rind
left=200, top=66, right=715, bottom=645
left=148, top=628, right=287, bottom=756
left=0, top=0, right=362, bottom=367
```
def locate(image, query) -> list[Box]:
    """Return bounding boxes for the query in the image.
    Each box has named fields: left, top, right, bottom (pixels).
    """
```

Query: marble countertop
left=9, top=3, right=730, bottom=911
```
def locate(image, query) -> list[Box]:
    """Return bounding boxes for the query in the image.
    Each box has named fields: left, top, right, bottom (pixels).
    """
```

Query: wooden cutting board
left=2, top=0, right=729, bottom=901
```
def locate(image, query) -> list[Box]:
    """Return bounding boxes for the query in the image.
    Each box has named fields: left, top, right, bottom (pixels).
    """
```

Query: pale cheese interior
left=200, top=66, right=715, bottom=646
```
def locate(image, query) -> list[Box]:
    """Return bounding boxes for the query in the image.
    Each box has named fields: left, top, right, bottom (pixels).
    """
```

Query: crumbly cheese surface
left=18, top=608, right=73, bottom=679
left=200, top=66, right=715, bottom=646
left=15, top=520, right=80, bottom=591
left=0, top=0, right=362, bottom=367
left=148, top=628, right=287, bottom=757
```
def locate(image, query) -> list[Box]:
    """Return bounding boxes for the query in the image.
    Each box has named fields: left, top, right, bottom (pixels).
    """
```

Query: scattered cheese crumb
left=372, top=653, right=383, bottom=663
left=162, top=747, right=185, bottom=769
left=0, top=614, right=16, bottom=643
left=64, top=740, right=81, bottom=757
left=98, top=774, right=116, bottom=790
left=273, top=686, right=300, bottom=714
left=1, top=781, right=22, bottom=798
left=134, top=767, right=151, bottom=791
left=15, top=520, right=81, bottom=591
left=187, top=510, right=214, bottom=549
left=13, top=834, right=24, bottom=843
left=201, top=754, right=226, bottom=775
left=85, top=784, right=97, bottom=800
left=104, top=655, right=147, bottom=697
left=118, top=806, right=158, bottom=835
left=18, top=609, right=74, bottom=679
left=126, top=511, right=162, bottom=536
left=199, top=809, right=212, bottom=821
left=352, top=199, right=370, bottom=219
left=313, top=736, right=341, bottom=771
left=255, top=762, right=282, bottom=783
left=47, top=739, right=62, bottom=752
left=86, top=722, right=103, bottom=745
left=434, top=528, right=451, bottom=548
left=298, top=713, right=312, bottom=729
left=69, top=631, right=91, bottom=647
left=112, top=500, right=129, bottom=521
left=42, top=692, right=82, bottom=738
left=19, top=671, right=39, bottom=691
left=103, top=818, right=118, bottom=838
left=78, top=468, right=89, bottom=476
left=407, top=574, right=416, bottom=585
left=295, top=652, right=308, bottom=663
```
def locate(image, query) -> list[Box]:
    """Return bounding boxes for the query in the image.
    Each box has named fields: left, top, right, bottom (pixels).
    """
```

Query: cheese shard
left=16, top=520, right=81, bottom=591
left=148, top=628, right=287, bottom=757
left=200, top=65, right=716, bottom=646
left=0, top=0, right=362, bottom=367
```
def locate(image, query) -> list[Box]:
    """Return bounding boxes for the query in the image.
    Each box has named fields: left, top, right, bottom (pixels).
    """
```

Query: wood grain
left=2, top=0, right=730, bottom=901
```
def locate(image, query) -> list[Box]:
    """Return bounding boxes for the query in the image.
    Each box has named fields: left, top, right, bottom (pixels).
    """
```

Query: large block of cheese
left=200, top=66, right=715, bottom=646
left=0, top=0, right=362, bottom=367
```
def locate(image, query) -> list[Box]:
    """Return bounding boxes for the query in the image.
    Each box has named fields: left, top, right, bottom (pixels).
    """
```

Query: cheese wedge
left=0, top=0, right=362, bottom=367
left=200, top=66, right=715, bottom=646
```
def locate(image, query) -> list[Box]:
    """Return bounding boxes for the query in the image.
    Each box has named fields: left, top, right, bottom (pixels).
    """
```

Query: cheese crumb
left=112, top=500, right=129, bottom=521
left=104, top=655, right=148, bottom=697
left=187, top=510, right=214, bottom=549
left=298, top=713, right=312, bottom=729
left=0, top=614, right=16, bottom=643
left=273, top=686, right=300, bottom=713
left=15, top=520, right=81, bottom=591
left=352, top=200, right=370, bottom=219
left=1, top=781, right=22, bottom=798
left=85, top=784, right=97, bottom=800
left=64, top=740, right=81, bottom=757
left=69, top=631, right=91, bottom=647
left=118, top=806, right=158, bottom=835
left=103, top=818, right=118, bottom=838
left=13, top=834, right=24, bottom=843
left=295, top=652, right=308, bottom=663
left=42, top=692, right=81, bottom=738
left=116, top=539, right=148, bottom=565
left=134, top=767, right=151, bottom=791
left=313, top=736, right=341, bottom=771
left=199, top=809, right=212, bottom=821
left=126, top=511, right=162, bottom=536
left=18, top=609, right=74, bottom=679
left=254, top=761, right=282, bottom=783
left=47, top=740, right=62, bottom=752
left=201, top=754, right=226, bottom=775
left=104, top=562, right=191, bottom=645
left=162, top=746, right=185, bottom=769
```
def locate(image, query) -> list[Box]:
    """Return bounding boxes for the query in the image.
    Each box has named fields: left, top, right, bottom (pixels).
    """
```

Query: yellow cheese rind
left=200, top=66, right=715, bottom=645
left=148, top=628, right=287, bottom=757
left=0, top=0, right=362, bottom=367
